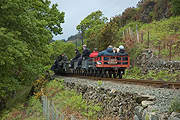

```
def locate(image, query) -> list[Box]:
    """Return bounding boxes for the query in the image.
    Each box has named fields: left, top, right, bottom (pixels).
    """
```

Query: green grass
left=1, top=96, right=44, bottom=120
left=123, top=67, right=179, bottom=81
left=45, top=79, right=102, bottom=120
left=169, top=97, right=180, bottom=113
left=6, top=85, right=32, bottom=109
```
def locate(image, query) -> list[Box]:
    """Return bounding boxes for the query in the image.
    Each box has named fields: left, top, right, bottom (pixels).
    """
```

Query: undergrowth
left=123, top=67, right=179, bottom=81
left=45, top=79, right=102, bottom=120
left=169, top=97, right=180, bottom=113
left=1, top=97, right=44, bottom=120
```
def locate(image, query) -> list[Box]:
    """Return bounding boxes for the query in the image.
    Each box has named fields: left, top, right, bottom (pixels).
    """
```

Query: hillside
left=67, top=33, right=82, bottom=47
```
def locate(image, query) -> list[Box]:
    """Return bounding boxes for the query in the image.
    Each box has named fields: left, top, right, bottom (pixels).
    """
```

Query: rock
left=134, top=115, right=140, bottom=120
left=141, top=95, right=156, bottom=101
left=134, top=106, right=144, bottom=119
left=110, top=88, right=116, bottom=94
left=168, top=112, right=180, bottom=120
left=142, top=109, right=148, bottom=120
left=160, top=113, right=169, bottom=120
left=142, top=101, right=154, bottom=107
left=168, top=117, right=180, bottom=120
left=171, top=112, right=180, bottom=118
left=148, top=112, right=159, bottom=120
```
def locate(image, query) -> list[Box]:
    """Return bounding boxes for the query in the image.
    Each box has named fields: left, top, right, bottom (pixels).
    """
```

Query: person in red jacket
left=89, top=48, right=98, bottom=58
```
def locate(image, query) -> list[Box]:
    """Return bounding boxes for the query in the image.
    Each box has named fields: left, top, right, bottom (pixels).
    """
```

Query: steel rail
left=61, top=73, right=180, bottom=89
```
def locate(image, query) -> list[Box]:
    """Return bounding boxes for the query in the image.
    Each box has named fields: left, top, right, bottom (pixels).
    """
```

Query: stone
left=142, top=101, right=154, bottom=107
left=171, top=112, right=180, bottom=118
left=110, top=88, right=116, bottom=94
left=134, top=115, right=140, bottom=120
left=160, top=113, right=169, bottom=120
left=168, top=112, right=180, bottom=120
left=142, top=109, right=148, bottom=120
left=148, top=112, right=159, bottom=120
left=134, top=106, right=144, bottom=119
left=168, top=117, right=180, bottom=120
left=141, top=95, right=156, bottom=101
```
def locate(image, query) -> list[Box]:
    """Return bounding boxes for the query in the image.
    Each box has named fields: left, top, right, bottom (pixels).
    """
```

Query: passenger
left=78, top=44, right=91, bottom=66
left=113, top=47, right=118, bottom=53
left=116, top=45, right=128, bottom=65
left=61, top=53, right=68, bottom=61
left=89, top=48, right=98, bottom=58
left=51, top=54, right=62, bottom=71
left=98, top=45, right=115, bottom=57
left=70, top=49, right=81, bottom=68
left=97, top=45, right=115, bottom=64
left=116, top=45, right=128, bottom=56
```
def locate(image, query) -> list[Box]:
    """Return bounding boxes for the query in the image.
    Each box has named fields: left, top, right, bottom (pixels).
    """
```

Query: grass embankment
left=123, top=67, right=180, bottom=81
left=45, top=79, right=102, bottom=120
left=118, top=16, right=180, bottom=61
left=1, top=79, right=102, bottom=120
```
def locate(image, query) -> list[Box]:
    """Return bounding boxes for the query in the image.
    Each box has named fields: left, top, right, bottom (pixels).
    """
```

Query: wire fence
left=41, top=96, right=65, bottom=120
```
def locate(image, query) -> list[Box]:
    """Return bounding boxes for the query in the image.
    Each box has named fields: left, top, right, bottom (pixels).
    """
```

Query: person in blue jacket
left=98, top=45, right=115, bottom=57
left=97, top=45, right=115, bottom=64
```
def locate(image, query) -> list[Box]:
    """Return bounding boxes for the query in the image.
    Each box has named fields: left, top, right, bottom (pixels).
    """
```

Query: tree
left=0, top=0, right=64, bottom=101
left=76, top=10, right=107, bottom=50
left=171, top=0, right=180, bottom=16
left=48, top=40, right=76, bottom=60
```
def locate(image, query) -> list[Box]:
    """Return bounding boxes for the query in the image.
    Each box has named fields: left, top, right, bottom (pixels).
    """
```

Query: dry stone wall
left=137, top=49, right=180, bottom=73
left=62, top=80, right=180, bottom=120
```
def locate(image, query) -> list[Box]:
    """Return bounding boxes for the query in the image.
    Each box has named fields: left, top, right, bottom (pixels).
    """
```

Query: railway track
left=62, top=73, right=180, bottom=89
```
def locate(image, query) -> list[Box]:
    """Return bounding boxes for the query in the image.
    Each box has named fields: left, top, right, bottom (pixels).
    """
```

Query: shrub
left=169, top=97, right=180, bottom=113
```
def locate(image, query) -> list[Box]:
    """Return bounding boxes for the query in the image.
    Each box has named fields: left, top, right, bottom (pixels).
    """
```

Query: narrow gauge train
left=53, top=55, right=130, bottom=79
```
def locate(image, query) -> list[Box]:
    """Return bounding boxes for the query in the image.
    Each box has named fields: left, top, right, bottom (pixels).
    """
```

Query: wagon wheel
left=113, top=73, right=117, bottom=78
left=104, top=70, right=108, bottom=78
left=118, top=73, right=122, bottom=79
left=89, top=69, right=93, bottom=76
left=82, top=69, right=86, bottom=76
left=97, top=69, right=101, bottom=77
left=100, top=69, right=105, bottom=78
left=84, top=69, right=87, bottom=76
left=93, top=69, right=97, bottom=77
left=88, top=69, right=91, bottom=76
left=108, top=70, right=112, bottom=78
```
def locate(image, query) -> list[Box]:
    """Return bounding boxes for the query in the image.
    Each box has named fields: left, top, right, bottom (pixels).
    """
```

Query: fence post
left=147, top=31, right=150, bottom=48
left=141, top=32, right=144, bottom=43
left=42, top=95, right=65, bottom=120
left=158, top=41, right=161, bottom=58
left=46, top=96, right=49, bottom=120
left=136, top=24, right=139, bottom=43
left=42, top=96, right=46, bottom=118
left=169, top=41, right=172, bottom=61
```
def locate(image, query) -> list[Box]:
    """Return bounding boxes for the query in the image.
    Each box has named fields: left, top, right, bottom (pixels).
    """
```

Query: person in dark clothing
left=116, top=45, right=128, bottom=65
left=78, top=44, right=90, bottom=66
left=116, top=45, right=128, bottom=56
left=51, top=54, right=62, bottom=71
left=98, top=45, right=115, bottom=57
left=97, top=45, right=115, bottom=64
left=70, top=49, right=81, bottom=68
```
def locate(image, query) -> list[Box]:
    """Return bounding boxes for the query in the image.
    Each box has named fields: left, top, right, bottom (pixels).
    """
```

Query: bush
left=169, top=97, right=180, bottom=113
left=45, top=80, right=102, bottom=119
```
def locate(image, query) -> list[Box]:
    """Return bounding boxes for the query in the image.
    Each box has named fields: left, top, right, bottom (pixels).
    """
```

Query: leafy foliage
left=48, top=40, right=76, bottom=60
left=171, top=0, right=180, bottom=16
left=169, top=97, right=180, bottom=113
left=1, top=97, right=44, bottom=120
left=0, top=0, right=64, bottom=103
left=45, top=79, right=102, bottom=119
left=76, top=10, right=107, bottom=50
